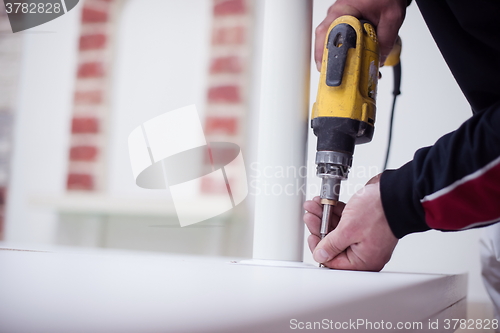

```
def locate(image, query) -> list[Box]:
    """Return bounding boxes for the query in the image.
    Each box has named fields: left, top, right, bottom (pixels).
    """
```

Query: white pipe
left=252, top=0, right=312, bottom=261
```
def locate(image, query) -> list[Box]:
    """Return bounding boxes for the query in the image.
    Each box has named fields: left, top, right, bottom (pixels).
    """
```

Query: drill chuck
left=316, top=151, right=352, bottom=202
left=315, top=151, right=352, bottom=175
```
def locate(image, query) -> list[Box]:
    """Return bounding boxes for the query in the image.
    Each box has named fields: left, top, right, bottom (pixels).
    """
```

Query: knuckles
left=314, top=23, right=328, bottom=38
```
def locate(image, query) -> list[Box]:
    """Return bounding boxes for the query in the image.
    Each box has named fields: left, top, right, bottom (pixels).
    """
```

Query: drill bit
left=319, top=203, right=331, bottom=268
left=320, top=202, right=332, bottom=240
left=319, top=198, right=337, bottom=267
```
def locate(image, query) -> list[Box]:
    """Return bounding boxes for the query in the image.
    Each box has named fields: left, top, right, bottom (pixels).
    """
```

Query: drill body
left=312, top=16, right=380, bottom=238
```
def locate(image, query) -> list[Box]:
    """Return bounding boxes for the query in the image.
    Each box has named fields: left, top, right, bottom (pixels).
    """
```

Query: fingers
left=324, top=247, right=370, bottom=271
left=307, top=234, right=320, bottom=253
left=314, top=4, right=361, bottom=71
left=304, top=212, right=321, bottom=237
left=314, top=18, right=331, bottom=71
left=312, top=226, right=352, bottom=264
left=376, top=9, right=405, bottom=64
left=303, top=197, right=346, bottom=218
left=313, top=228, right=376, bottom=271
left=314, top=1, right=405, bottom=70
left=303, top=197, right=322, bottom=218
left=304, top=209, right=342, bottom=238
left=304, top=198, right=346, bottom=238
left=323, top=251, right=352, bottom=270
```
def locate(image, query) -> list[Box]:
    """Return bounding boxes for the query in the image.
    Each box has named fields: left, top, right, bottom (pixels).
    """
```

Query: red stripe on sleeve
left=421, top=159, right=500, bottom=230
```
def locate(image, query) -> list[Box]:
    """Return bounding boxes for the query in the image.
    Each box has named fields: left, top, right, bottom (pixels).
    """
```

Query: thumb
left=312, top=226, right=352, bottom=264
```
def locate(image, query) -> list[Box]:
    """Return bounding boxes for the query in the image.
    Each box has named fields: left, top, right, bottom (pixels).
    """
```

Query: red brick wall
left=66, top=0, right=252, bottom=196
left=201, top=0, right=253, bottom=194
left=66, top=0, right=119, bottom=192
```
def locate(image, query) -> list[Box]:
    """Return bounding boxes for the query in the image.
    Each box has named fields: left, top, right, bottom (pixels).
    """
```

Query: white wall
left=304, top=0, right=490, bottom=305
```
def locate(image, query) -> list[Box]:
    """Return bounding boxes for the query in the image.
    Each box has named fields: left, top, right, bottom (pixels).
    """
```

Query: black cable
left=383, top=62, right=402, bottom=170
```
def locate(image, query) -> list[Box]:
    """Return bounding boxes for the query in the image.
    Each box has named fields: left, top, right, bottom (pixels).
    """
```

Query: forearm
left=381, top=102, right=500, bottom=237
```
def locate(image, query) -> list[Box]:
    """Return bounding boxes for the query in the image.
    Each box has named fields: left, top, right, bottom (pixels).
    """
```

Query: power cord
left=383, top=61, right=402, bottom=170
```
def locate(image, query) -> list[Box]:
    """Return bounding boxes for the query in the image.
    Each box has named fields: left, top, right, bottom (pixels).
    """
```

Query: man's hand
left=303, top=175, right=398, bottom=271
left=315, top=0, right=407, bottom=71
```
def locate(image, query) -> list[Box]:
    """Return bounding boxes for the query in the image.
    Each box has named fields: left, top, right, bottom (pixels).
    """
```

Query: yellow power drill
left=311, top=15, right=401, bottom=240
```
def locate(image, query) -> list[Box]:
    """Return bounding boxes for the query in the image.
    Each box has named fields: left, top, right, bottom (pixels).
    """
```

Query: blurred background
left=0, top=0, right=493, bottom=322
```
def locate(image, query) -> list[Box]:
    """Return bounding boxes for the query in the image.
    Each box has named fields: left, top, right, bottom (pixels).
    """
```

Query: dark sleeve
left=380, top=0, right=500, bottom=238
